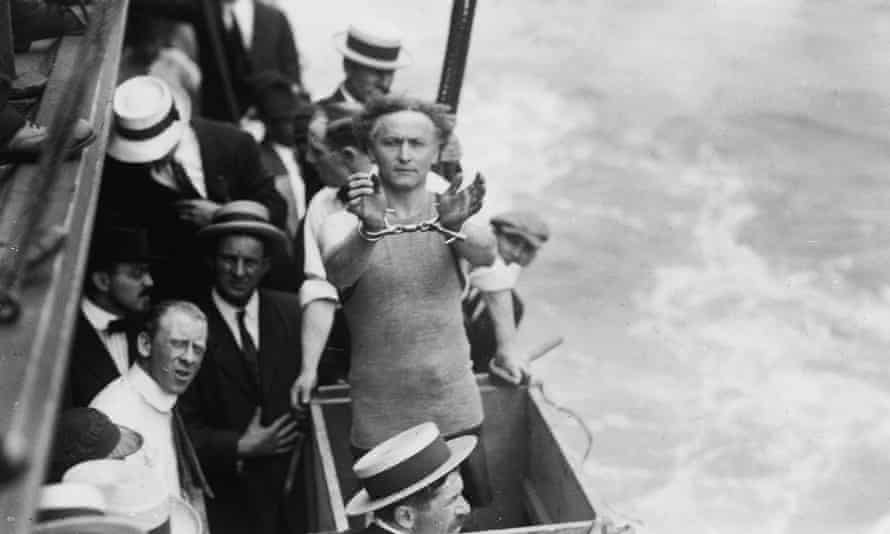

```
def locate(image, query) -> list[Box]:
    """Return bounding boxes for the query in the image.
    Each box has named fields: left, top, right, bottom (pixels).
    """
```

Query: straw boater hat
left=490, top=210, right=551, bottom=248
left=346, top=422, right=476, bottom=516
left=107, top=76, right=186, bottom=164
left=63, top=459, right=201, bottom=534
left=48, top=408, right=144, bottom=483
left=34, top=483, right=143, bottom=534
left=333, top=20, right=412, bottom=70
left=198, top=200, right=288, bottom=254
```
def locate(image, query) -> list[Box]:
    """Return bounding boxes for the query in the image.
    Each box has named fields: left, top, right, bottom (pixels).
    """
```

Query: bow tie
left=105, top=318, right=131, bottom=334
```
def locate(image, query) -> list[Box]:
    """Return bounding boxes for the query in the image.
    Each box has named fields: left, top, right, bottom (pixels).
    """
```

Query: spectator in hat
left=179, top=200, right=305, bottom=534
left=97, top=75, right=286, bottom=300
left=47, top=407, right=143, bottom=483
left=66, top=227, right=156, bottom=408
left=90, top=301, right=213, bottom=515
left=464, top=211, right=550, bottom=374
left=345, top=422, right=474, bottom=534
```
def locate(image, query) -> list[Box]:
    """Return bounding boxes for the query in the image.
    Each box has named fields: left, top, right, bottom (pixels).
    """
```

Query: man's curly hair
left=353, top=96, right=454, bottom=151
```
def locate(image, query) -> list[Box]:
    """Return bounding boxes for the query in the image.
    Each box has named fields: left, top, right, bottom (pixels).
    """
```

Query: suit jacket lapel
left=204, top=298, right=259, bottom=400
left=191, top=120, right=230, bottom=203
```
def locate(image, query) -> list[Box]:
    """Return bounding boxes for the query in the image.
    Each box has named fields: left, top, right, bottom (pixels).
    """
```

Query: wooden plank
left=526, top=390, right=597, bottom=523
left=310, top=402, right=349, bottom=533
left=472, top=521, right=593, bottom=534
left=0, top=2, right=130, bottom=531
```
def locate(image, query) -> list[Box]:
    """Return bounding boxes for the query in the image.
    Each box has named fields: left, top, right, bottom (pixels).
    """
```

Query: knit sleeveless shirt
left=344, top=209, right=483, bottom=449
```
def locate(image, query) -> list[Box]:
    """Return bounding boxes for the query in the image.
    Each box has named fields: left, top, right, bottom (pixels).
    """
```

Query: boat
left=0, top=1, right=603, bottom=532
left=306, top=376, right=598, bottom=534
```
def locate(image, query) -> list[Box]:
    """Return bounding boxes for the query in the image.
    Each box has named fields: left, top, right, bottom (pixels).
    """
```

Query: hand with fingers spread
left=435, top=171, right=486, bottom=231
left=237, top=407, right=302, bottom=457
left=344, top=172, right=388, bottom=232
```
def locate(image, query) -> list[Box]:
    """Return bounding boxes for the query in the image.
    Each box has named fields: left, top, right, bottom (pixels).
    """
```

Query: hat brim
left=32, top=516, right=146, bottom=534
left=107, top=119, right=185, bottom=164
left=333, top=32, right=412, bottom=70
left=198, top=221, right=289, bottom=253
left=496, top=225, right=546, bottom=248
left=345, top=435, right=477, bottom=516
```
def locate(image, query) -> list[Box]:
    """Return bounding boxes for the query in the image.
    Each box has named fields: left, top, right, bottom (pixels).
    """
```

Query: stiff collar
left=211, top=288, right=259, bottom=321
left=337, top=83, right=360, bottom=104
left=127, top=364, right=177, bottom=413
left=81, top=297, right=122, bottom=333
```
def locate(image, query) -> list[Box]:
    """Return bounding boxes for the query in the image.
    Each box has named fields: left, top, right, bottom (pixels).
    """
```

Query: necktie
left=169, top=158, right=202, bottom=199
left=236, top=310, right=260, bottom=388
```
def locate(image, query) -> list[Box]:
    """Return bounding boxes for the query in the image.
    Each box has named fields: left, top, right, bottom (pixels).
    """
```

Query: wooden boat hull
left=306, top=375, right=597, bottom=534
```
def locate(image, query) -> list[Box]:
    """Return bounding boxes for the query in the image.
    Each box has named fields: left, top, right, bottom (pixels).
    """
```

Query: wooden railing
left=0, top=1, right=130, bottom=531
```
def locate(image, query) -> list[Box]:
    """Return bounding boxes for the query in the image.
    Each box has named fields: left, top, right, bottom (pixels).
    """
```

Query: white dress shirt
left=90, top=365, right=181, bottom=500
left=81, top=298, right=130, bottom=376
left=149, top=124, right=208, bottom=198
left=223, top=0, right=254, bottom=50
left=212, top=289, right=260, bottom=350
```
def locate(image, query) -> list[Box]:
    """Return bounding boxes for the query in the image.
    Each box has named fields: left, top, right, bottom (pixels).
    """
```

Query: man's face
left=344, top=64, right=395, bottom=103
left=142, top=309, right=207, bottom=395
left=496, top=232, right=539, bottom=267
left=370, top=111, right=441, bottom=192
left=103, top=262, right=154, bottom=314
left=213, top=234, right=269, bottom=307
left=411, top=471, right=470, bottom=534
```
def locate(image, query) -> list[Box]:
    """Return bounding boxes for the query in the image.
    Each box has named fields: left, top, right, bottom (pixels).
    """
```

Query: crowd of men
left=1, top=2, right=560, bottom=534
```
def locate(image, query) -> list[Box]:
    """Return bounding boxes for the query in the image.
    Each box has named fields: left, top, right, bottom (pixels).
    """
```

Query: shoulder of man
left=191, top=116, right=254, bottom=146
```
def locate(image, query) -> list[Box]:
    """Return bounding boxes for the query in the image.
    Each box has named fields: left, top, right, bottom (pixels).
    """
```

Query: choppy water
left=277, top=1, right=890, bottom=532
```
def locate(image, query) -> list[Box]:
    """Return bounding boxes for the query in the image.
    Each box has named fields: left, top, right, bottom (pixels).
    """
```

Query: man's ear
left=91, top=271, right=111, bottom=293
left=137, top=331, right=152, bottom=360
left=392, top=504, right=416, bottom=530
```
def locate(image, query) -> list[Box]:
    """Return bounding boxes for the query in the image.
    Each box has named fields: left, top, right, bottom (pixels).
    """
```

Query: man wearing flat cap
left=47, top=407, right=143, bottom=483
left=66, top=227, right=156, bottom=408
left=465, top=210, right=550, bottom=375
left=179, top=200, right=305, bottom=534
left=98, top=75, right=286, bottom=301
left=346, top=422, right=474, bottom=534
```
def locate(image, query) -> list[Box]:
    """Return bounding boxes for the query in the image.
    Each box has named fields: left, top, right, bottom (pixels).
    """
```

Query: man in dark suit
left=179, top=200, right=305, bottom=534
left=129, top=0, right=305, bottom=122
left=98, top=75, right=286, bottom=300
left=66, top=227, right=156, bottom=407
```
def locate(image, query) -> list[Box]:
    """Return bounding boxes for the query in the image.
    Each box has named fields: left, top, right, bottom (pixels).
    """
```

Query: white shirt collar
left=226, top=0, right=254, bottom=49
left=127, top=364, right=177, bottom=413
left=81, top=297, right=122, bottom=332
left=212, top=288, right=259, bottom=319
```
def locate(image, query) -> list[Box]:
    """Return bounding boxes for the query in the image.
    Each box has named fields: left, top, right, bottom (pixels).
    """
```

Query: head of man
left=311, top=112, right=374, bottom=188
left=137, top=301, right=207, bottom=395
left=251, top=71, right=300, bottom=147
left=85, top=228, right=155, bottom=316
left=377, top=470, right=470, bottom=534
left=354, top=96, right=453, bottom=192
left=490, top=211, right=550, bottom=267
left=343, top=58, right=395, bottom=103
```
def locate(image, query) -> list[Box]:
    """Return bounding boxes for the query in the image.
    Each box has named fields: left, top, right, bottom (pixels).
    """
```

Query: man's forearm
left=483, top=289, right=519, bottom=354
left=301, top=299, right=337, bottom=375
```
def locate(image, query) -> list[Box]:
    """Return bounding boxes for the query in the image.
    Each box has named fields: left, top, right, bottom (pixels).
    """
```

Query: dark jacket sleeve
left=178, top=360, right=241, bottom=471
left=273, top=9, right=302, bottom=88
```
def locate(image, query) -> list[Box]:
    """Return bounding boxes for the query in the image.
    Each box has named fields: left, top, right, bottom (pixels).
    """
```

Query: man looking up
left=67, top=227, right=156, bottom=407
left=318, top=96, right=495, bottom=504
left=90, top=301, right=211, bottom=511
left=180, top=201, right=304, bottom=534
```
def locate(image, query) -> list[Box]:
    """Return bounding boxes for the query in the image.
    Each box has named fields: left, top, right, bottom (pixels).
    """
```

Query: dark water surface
left=278, top=1, right=890, bottom=532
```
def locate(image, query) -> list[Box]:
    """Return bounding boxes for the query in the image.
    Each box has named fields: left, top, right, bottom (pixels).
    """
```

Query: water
left=275, top=1, right=890, bottom=532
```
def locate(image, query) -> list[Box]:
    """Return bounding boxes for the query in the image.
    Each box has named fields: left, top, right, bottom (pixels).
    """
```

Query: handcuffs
left=358, top=210, right=467, bottom=244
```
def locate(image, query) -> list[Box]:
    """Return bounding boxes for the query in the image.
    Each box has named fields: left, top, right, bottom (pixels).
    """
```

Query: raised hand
left=435, top=171, right=486, bottom=231
left=344, top=172, right=388, bottom=231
